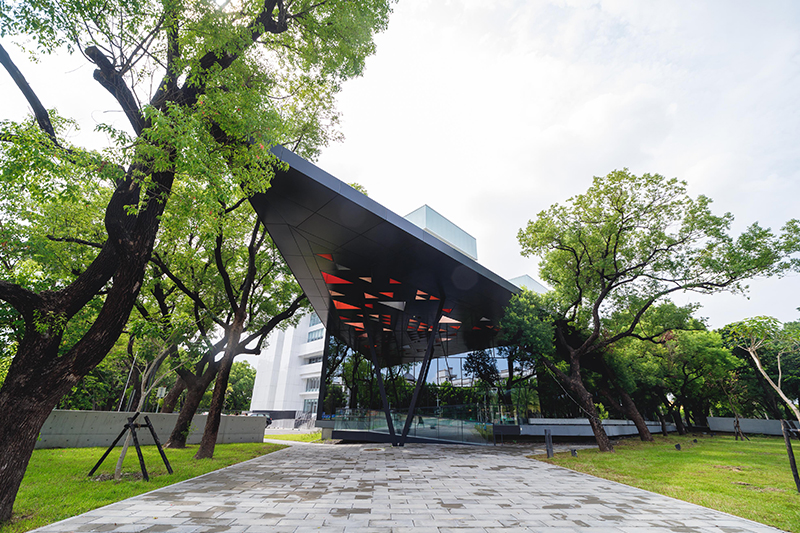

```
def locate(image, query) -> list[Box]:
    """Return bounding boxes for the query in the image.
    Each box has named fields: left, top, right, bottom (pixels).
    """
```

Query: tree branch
left=0, top=43, right=59, bottom=145
left=236, top=293, right=306, bottom=351
left=46, top=235, right=105, bottom=249
left=85, top=46, right=144, bottom=135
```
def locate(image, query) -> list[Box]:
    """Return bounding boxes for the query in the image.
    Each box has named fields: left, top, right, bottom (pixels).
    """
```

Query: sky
left=2, top=0, right=799, bottom=329
left=316, top=0, right=800, bottom=329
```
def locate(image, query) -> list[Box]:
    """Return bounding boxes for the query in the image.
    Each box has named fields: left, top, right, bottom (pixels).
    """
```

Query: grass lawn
left=266, top=431, right=322, bottom=442
left=540, top=434, right=800, bottom=532
left=0, top=442, right=287, bottom=533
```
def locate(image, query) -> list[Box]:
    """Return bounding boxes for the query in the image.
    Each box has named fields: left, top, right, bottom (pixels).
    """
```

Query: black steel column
left=316, top=315, right=334, bottom=421
left=399, top=300, right=445, bottom=446
left=365, top=324, right=397, bottom=446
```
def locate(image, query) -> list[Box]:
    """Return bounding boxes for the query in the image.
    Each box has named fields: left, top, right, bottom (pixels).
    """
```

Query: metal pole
left=117, top=354, right=137, bottom=412
left=399, top=300, right=445, bottom=445
left=781, top=420, right=800, bottom=493
left=364, top=325, right=397, bottom=445
left=316, top=317, right=334, bottom=421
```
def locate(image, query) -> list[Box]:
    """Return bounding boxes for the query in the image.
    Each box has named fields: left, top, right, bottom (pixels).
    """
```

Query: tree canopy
left=0, top=0, right=394, bottom=521
left=514, top=169, right=800, bottom=450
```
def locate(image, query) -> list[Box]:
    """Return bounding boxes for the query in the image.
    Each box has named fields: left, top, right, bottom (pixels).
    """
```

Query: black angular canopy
left=249, top=146, right=518, bottom=368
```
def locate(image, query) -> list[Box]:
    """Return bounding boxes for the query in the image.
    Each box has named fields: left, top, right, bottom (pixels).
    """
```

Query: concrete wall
left=520, top=418, right=672, bottom=437
left=35, top=410, right=265, bottom=449
left=707, top=416, right=788, bottom=436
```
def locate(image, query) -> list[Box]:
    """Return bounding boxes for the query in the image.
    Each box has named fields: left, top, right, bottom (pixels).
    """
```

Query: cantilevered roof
left=249, top=146, right=518, bottom=367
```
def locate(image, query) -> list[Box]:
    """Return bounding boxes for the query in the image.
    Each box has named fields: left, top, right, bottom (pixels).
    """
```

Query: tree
left=148, top=188, right=306, bottom=457
left=0, top=0, right=393, bottom=521
left=517, top=169, right=799, bottom=451
left=464, top=345, right=540, bottom=408
left=725, top=316, right=800, bottom=426
left=226, top=361, right=256, bottom=412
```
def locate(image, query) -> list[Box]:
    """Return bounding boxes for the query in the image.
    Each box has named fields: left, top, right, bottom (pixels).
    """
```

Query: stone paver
left=34, top=441, right=785, bottom=532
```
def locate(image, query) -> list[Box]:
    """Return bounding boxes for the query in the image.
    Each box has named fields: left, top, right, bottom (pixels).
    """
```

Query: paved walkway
left=35, top=441, right=784, bottom=533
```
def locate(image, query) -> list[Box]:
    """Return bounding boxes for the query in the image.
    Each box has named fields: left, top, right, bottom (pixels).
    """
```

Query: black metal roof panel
left=249, top=146, right=518, bottom=367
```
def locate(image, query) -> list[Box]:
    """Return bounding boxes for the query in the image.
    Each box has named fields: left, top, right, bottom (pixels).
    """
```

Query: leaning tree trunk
left=657, top=413, right=669, bottom=436
left=599, top=387, right=653, bottom=442
left=160, top=377, right=186, bottom=414
left=165, top=372, right=216, bottom=448
left=0, top=223, right=162, bottom=521
left=566, top=377, right=614, bottom=452
left=671, top=410, right=687, bottom=435
left=195, top=320, right=245, bottom=459
left=0, top=335, right=75, bottom=522
left=619, top=389, right=653, bottom=442
left=541, top=355, right=614, bottom=452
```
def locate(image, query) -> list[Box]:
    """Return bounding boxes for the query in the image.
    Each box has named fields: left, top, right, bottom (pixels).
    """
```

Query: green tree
left=517, top=169, right=799, bottom=451
left=0, top=0, right=393, bottom=521
left=225, top=361, right=257, bottom=412
left=724, top=316, right=800, bottom=426
left=148, top=180, right=306, bottom=458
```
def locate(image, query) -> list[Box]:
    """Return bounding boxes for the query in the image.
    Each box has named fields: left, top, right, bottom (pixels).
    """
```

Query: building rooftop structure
left=404, top=205, right=478, bottom=261
left=250, top=147, right=519, bottom=370
left=248, top=146, right=545, bottom=444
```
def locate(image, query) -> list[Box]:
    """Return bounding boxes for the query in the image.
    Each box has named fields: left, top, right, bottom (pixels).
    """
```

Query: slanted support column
left=365, top=325, right=397, bottom=446
left=399, top=301, right=445, bottom=446
left=316, top=315, right=334, bottom=422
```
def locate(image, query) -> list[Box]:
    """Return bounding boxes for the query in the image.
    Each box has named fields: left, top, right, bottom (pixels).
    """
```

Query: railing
left=330, top=405, right=495, bottom=445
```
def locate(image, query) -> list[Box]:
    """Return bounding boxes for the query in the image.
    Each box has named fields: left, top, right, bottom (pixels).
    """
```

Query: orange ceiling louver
left=333, top=300, right=359, bottom=310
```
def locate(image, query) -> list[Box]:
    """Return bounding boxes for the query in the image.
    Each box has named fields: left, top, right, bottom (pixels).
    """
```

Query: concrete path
left=35, top=442, right=784, bottom=533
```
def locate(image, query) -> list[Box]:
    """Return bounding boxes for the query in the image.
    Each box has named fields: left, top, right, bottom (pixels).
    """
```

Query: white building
left=249, top=205, right=546, bottom=425
left=249, top=312, right=326, bottom=427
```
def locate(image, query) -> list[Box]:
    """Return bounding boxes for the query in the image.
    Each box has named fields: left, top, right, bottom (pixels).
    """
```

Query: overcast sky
left=2, top=1, right=799, bottom=329
left=316, top=0, right=800, bottom=329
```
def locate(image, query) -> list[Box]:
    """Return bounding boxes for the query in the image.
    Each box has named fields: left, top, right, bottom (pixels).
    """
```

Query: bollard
left=545, top=429, right=554, bottom=458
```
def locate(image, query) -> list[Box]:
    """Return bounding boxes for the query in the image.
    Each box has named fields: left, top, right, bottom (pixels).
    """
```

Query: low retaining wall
left=520, top=418, right=672, bottom=437
left=35, top=410, right=265, bottom=449
left=707, top=416, right=789, bottom=436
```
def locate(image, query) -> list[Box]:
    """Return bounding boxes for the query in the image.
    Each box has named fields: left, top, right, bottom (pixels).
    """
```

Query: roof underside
left=249, top=146, right=518, bottom=368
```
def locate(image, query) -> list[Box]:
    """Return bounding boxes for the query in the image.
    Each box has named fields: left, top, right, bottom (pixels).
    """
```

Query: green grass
left=1, top=442, right=287, bottom=533
left=266, top=430, right=322, bottom=442
left=540, top=434, right=800, bottom=532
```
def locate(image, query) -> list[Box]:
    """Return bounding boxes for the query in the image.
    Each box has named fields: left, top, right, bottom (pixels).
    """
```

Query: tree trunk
left=128, top=366, right=142, bottom=412
left=195, top=322, right=244, bottom=459
left=194, top=360, right=233, bottom=458
left=671, top=410, right=687, bottom=435
left=0, top=238, right=160, bottom=521
left=657, top=413, right=668, bottom=436
left=567, top=377, right=614, bottom=452
left=161, top=377, right=186, bottom=413
left=0, top=348, right=71, bottom=522
left=619, top=389, right=653, bottom=442
left=165, top=374, right=214, bottom=448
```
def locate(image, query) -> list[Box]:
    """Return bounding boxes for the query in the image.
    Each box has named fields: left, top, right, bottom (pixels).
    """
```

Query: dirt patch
left=713, top=465, right=745, bottom=472
left=91, top=472, right=145, bottom=482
